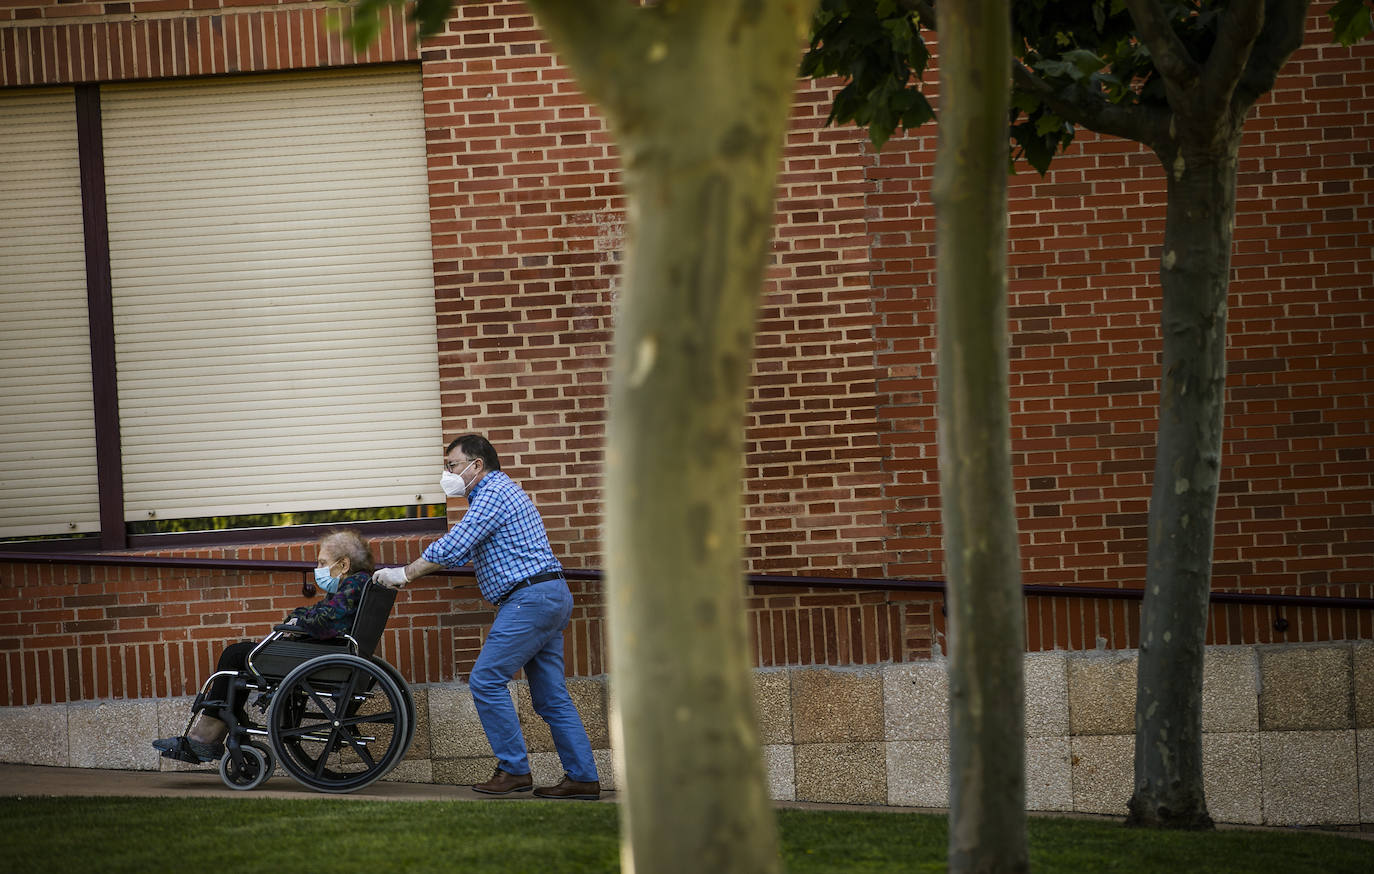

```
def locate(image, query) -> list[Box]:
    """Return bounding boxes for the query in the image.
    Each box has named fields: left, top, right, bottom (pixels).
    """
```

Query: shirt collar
left=468, top=468, right=501, bottom=499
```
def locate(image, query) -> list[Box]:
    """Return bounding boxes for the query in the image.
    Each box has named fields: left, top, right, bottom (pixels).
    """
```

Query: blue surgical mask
left=314, top=565, right=342, bottom=593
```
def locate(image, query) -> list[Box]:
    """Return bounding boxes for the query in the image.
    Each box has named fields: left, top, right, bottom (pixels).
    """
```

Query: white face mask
left=440, top=459, right=477, bottom=498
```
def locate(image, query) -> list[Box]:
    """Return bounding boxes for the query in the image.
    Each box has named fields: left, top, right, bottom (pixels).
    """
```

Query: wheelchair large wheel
left=219, top=742, right=273, bottom=791
left=370, top=655, right=417, bottom=762
left=267, top=653, right=409, bottom=794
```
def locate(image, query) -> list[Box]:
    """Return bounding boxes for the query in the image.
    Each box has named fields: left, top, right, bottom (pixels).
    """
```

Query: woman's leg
left=190, top=640, right=255, bottom=743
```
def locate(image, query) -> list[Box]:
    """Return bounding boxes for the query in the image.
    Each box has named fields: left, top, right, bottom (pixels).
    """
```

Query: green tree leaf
left=1329, top=0, right=1374, bottom=45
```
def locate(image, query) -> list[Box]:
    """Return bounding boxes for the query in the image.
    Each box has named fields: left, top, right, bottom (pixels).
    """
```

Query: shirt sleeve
left=421, top=485, right=508, bottom=567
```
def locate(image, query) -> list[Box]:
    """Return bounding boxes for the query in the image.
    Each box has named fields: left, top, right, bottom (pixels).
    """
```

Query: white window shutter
left=101, top=68, right=444, bottom=521
left=0, top=88, right=101, bottom=539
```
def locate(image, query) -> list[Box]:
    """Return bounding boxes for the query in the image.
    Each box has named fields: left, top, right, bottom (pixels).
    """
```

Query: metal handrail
left=1, top=551, right=1370, bottom=610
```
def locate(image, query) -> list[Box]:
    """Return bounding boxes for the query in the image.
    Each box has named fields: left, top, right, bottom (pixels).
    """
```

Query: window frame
left=5, top=74, right=449, bottom=552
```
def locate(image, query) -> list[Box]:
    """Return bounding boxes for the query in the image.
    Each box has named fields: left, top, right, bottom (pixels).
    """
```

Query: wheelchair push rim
left=267, top=653, right=409, bottom=794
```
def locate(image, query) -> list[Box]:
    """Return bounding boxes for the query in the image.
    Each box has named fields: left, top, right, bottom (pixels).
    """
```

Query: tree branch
left=1123, top=0, right=1203, bottom=92
left=1232, top=0, right=1311, bottom=117
left=1012, top=61, right=1164, bottom=149
left=1199, top=0, right=1267, bottom=119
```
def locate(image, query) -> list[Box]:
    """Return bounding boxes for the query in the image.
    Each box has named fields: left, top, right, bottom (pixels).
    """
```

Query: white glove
left=373, top=566, right=410, bottom=589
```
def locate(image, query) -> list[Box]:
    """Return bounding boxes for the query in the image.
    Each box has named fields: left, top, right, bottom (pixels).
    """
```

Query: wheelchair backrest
left=349, top=579, right=396, bottom=659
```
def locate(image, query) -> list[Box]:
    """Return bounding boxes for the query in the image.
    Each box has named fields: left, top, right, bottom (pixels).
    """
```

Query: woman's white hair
left=318, top=528, right=374, bottom=574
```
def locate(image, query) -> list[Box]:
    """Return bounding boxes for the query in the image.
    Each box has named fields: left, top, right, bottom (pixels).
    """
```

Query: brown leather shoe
left=472, top=767, right=533, bottom=795
left=533, top=774, right=600, bottom=800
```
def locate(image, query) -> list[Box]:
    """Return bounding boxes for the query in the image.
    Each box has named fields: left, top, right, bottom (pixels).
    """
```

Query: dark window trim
left=124, top=516, right=448, bottom=549
left=75, top=83, right=127, bottom=549
left=0, top=535, right=104, bottom=553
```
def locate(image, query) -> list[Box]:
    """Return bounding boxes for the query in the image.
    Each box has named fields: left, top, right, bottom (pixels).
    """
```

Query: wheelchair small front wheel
left=219, top=743, right=273, bottom=791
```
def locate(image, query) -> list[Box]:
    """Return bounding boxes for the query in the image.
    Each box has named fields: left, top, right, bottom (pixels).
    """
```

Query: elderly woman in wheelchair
left=151, top=528, right=415, bottom=792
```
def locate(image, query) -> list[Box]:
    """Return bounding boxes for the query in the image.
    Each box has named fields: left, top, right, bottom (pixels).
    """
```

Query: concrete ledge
left=513, top=676, right=609, bottom=753
left=886, top=739, right=948, bottom=808
left=1069, top=734, right=1133, bottom=815
left=792, top=667, right=883, bottom=744
left=382, top=758, right=433, bottom=784
left=0, top=703, right=67, bottom=768
left=795, top=742, right=885, bottom=804
left=883, top=661, right=947, bottom=741
left=1259, top=645, right=1353, bottom=731
left=1067, top=652, right=1136, bottom=736
left=68, top=699, right=159, bottom=771
left=1024, top=652, right=1069, bottom=738
left=426, top=682, right=490, bottom=759
left=1025, top=736, right=1072, bottom=812
left=2, top=641, right=1371, bottom=825
left=1360, top=728, right=1374, bottom=823
left=1259, top=730, right=1358, bottom=825
left=753, top=669, right=793, bottom=745
left=405, top=686, right=431, bottom=760
left=432, top=755, right=496, bottom=786
left=762, top=743, right=795, bottom=801
left=1202, top=646, right=1259, bottom=733
left=1202, top=732, right=1262, bottom=825
left=1355, top=644, right=1373, bottom=729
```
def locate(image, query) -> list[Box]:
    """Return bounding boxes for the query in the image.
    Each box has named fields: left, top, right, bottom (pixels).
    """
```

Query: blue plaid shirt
left=421, top=470, right=563, bottom=604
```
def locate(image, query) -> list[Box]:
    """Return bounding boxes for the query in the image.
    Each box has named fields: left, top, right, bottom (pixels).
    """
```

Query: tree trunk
left=524, top=3, right=815, bottom=871
left=1126, top=134, right=1239, bottom=831
left=932, top=2, right=1027, bottom=872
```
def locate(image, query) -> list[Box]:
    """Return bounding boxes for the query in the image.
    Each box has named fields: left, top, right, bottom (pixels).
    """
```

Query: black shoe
left=152, top=736, right=223, bottom=764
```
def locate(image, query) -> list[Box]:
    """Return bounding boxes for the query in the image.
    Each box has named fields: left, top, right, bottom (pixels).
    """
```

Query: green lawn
left=1, top=797, right=1368, bottom=873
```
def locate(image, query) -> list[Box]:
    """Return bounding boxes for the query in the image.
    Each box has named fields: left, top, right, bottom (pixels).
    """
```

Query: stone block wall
left=2, top=641, right=1369, bottom=826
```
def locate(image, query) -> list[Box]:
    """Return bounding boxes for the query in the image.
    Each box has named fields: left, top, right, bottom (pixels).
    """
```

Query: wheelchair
left=179, top=580, right=415, bottom=793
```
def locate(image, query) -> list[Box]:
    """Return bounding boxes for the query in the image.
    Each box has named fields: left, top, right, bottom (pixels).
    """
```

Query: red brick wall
left=0, top=0, right=417, bottom=83
left=421, top=7, right=893, bottom=578
left=861, top=11, right=1374, bottom=653
left=1, top=4, right=1370, bottom=706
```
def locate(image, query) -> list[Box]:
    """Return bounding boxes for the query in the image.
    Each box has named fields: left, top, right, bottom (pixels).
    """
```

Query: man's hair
left=318, top=528, right=375, bottom=574
left=446, top=434, right=501, bottom=472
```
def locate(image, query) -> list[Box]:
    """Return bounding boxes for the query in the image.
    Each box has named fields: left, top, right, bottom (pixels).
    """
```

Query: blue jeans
left=469, top=580, right=599, bottom=782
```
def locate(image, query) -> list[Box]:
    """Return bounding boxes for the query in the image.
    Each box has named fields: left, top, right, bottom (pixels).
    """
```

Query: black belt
left=494, top=571, right=563, bottom=605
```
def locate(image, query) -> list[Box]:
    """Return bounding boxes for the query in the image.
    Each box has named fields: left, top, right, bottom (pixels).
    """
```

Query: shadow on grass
left=1, top=797, right=1369, bottom=873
